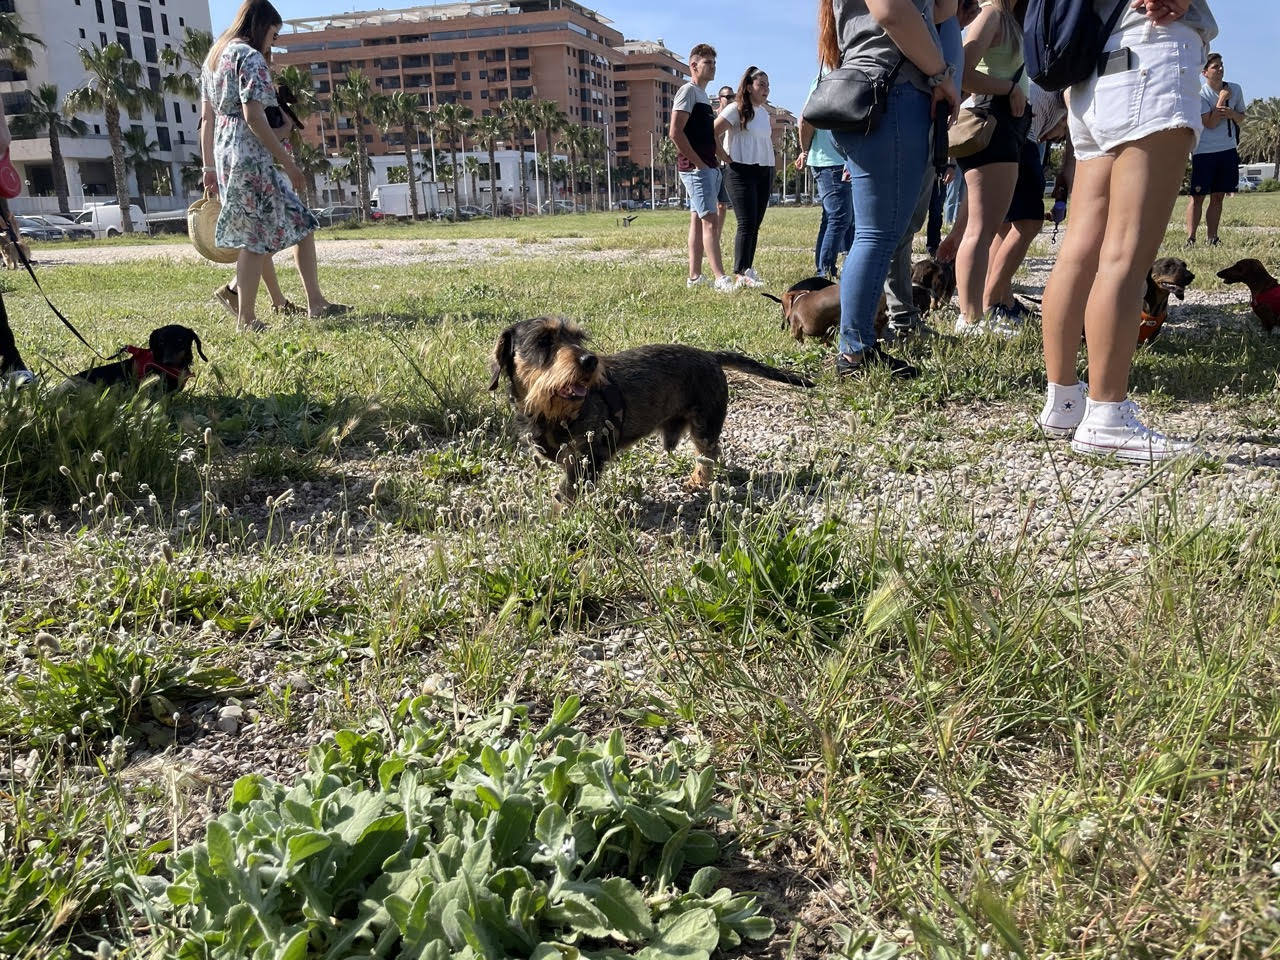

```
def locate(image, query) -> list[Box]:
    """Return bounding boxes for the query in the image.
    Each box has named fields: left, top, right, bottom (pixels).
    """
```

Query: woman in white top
left=714, top=67, right=775, bottom=288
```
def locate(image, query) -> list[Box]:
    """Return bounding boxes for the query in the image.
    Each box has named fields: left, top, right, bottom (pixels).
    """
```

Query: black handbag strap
left=3, top=218, right=106, bottom=360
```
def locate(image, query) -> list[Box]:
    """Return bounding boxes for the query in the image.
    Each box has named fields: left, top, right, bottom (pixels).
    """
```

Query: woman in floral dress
left=200, top=0, right=346, bottom=331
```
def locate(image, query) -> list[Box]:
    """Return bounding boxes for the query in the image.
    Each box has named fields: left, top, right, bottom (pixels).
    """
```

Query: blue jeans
left=813, top=165, right=854, bottom=275
left=833, top=83, right=932, bottom=355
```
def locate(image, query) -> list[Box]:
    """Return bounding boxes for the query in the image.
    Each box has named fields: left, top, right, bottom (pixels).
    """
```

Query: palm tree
left=433, top=102, right=473, bottom=221
left=657, top=137, right=678, bottom=205
left=581, top=126, right=605, bottom=212
left=375, top=91, right=425, bottom=219
left=558, top=125, right=588, bottom=213
left=122, top=127, right=161, bottom=210
left=1241, top=98, right=1280, bottom=180
left=437, top=162, right=457, bottom=216
left=334, top=70, right=376, bottom=218
left=461, top=155, right=481, bottom=210
left=179, top=152, right=204, bottom=194
left=500, top=97, right=534, bottom=211
left=65, top=43, right=162, bottom=234
left=294, top=141, right=330, bottom=207
left=472, top=113, right=505, bottom=218
left=338, top=137, right=372, bottom=206
left=533, top=101, right=566, bottom=214
left=9, top=84, right=87, bottom=215
left=275, top=64, right=319, bottom=122
left=0, top=11, right=43, bottom=70
left=159, top=27, right=213, bottom=101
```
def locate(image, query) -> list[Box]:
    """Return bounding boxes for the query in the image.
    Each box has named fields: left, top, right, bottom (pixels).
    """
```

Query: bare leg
left=1205, top=193, right=1224, bottom=241
left=293, top=234, right=326, bottom=315
left=1083, top=129, right=1195, bottom=401
left=956, top=162, right=1018, bottom=322
left=260, top=256, right=288, bottom=309
left=235, top=250, right=267, bottom=332
left=687, top=211, right=704, bottom=279
left=700, top=213, right=726, bottom=280
left=1042, top=156, right=1113, bottom=386
left=1184, top=193, right=1204, bottom=241
left=985, top=219, right=1041, bottom=308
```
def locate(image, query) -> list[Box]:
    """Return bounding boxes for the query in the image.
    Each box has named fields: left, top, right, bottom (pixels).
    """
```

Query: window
left=461, top=71, right=469, bottom=81
left=147, top=66, right=161, bottom=92
left=178, top=16, right=183, bottom=26
left=478, top=71, right=485, bottom=80
left=463, top=91, right=472, bottom=100
left=116, top=32, right=132, bottom=57
left=143, top=36, right=157, bottom=63
left=112, top=0, right=127, bottom=27
left=156, top=126, right=171, bottom=151
left=79, top=28, right=86, bottom=39
left=480, top=91, right=487, bottom=99
left=172, top=101, right=181, bottom=122
left=95, top=0, right=103, bottom=22
left=434, top=53, right=453, bottom=66
left=160, top=13, right=168, bottom=34
left=138, top=5, right=153, bottom=32
left=459, top=52, right=469, bottom=61
left=99, top=31, right=107, bottom=46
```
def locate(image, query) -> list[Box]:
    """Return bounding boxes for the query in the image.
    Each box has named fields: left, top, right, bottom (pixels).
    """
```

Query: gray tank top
left=833, top=0, right=940, bottom=95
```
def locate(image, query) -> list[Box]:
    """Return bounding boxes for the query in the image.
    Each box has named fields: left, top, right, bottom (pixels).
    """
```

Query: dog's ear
left=488, top=325, right=516, bottom=391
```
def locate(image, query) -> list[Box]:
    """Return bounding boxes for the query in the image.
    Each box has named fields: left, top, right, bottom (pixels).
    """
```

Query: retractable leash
left=3, top=219, right=108, bottom=361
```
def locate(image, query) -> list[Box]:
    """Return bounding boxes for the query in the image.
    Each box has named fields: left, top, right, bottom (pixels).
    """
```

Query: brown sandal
left=273, top=299, right=304, bottom=316
left=308, top=302, right=351, bottom=319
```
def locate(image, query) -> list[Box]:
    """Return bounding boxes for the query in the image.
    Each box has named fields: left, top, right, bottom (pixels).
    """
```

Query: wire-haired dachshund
left=70, top=324, right=207, bottom=393
left=489, top=316, right=813, bottom=502
left=1217, top=259, right=1280, bottom=333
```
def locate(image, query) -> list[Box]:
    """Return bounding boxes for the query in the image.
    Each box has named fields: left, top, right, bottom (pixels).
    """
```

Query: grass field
left=3, top=195, right=1280, bottom=959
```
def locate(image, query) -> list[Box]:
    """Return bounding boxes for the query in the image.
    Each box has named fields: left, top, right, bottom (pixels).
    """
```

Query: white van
left=73, top=203, right=151, bottom=239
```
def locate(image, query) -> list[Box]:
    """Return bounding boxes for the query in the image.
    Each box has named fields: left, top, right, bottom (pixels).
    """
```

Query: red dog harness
left=1137, top=309, right=1167, bottom=345
left=124, top=345, right=190, bottom=385
left=1252, top=285, right=1280, bottom=315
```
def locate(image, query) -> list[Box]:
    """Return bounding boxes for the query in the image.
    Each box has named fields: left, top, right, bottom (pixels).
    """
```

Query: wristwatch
left=927, top=65, right=953, bottom=88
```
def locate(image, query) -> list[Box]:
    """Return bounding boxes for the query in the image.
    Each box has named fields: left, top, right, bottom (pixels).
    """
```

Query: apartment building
left=275, top=1, right=691, bottom=176
left=2, top=0, right=211, bottom=212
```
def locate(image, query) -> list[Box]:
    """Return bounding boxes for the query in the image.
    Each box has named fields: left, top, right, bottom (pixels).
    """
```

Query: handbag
left=801, top=57, right=905, bottom=135
left=187, top=190, right=239, bottom=264
left=0, top=150, right=21, bottom=200
left=949, top=65, right=1025, bottom=158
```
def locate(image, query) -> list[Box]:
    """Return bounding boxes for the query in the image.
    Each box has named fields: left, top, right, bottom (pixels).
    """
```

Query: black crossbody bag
left=801, top=56, right=905, bottom=135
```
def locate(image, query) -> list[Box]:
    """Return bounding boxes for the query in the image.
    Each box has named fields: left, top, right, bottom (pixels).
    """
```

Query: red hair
left=818, top=0, right=839, bottom=72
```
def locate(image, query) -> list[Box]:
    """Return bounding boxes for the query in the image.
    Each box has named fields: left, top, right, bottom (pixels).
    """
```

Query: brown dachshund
left=1137, top=257, right=1195, bottom=344
left=1217, top=259, right=1280, bottom=333
left=762, top=277, right=887, bottom=344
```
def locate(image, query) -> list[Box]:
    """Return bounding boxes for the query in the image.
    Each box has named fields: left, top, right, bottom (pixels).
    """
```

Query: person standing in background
left=715, top=66, right=776, bottom=289
left=795, top=108, right=853, bottom=280
left=1185, top=52, right=1244, bottom=247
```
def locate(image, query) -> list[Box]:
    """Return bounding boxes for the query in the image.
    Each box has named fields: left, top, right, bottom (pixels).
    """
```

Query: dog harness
left=124, top=345, right=190, bottom=385
left=1137, top=309, right=1167, bottom=345
left=1252, top=285, right=1280, bottom=315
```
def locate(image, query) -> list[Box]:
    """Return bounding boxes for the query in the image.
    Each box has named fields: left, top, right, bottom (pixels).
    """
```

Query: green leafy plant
left=1, top=642, right=241, bottom=753
left=159, top=696, right=774, bottom=959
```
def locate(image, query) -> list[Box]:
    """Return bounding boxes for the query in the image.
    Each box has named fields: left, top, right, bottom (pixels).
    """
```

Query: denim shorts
left=679, top=166, right=722, bottom=219
left=1067, top=20, right=1206, bottom=162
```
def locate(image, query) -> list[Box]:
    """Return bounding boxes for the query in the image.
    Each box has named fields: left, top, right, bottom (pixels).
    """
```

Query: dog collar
left=1252, top=285, right=1280, bottom=313
left=1137, top=309, right=1167, bottom=345
left=124, top=345, right=189, bottom=384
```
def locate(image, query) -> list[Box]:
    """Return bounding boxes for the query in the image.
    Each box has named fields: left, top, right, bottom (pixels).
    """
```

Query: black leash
left=4, top=219, right=107, bottom=360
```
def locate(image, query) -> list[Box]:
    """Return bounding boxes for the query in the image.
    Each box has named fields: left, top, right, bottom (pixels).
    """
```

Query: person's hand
left=283, top=157, right=305, bottom=192
left=1009, top=82, right=1027, bottom=118
left=1133, top=0, right=1190, bottom=25
left=942, top=165, right=956, bottom=186
left=203, top=169, right=219, bottom=195
left=936, top=231, right=959, bottom=263
left=932, top=75, right=959, bottom=123
left=793, top=151, right=807, bottom=172
left=841, top=166, right=852, bottom=183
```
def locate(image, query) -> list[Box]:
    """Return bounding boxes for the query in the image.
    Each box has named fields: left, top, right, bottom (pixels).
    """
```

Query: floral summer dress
left=201, top=41, right=316, bottom=254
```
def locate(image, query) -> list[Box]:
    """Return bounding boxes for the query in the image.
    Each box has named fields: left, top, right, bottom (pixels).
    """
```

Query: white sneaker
left=955, top=309, right=1018, bottom=338
left=734, top=274, right=762, bottom=289
left=743, top=267, right=764, bottom=286
left=4, top=369, right=36, bottom=390
left=686, top=275, right=709, bottom=288
left=713, top=275, right=737, bottom=294
left=1070, top=398, right=1197, bottom=464
left=1036, top=381, right=1088, bottom=439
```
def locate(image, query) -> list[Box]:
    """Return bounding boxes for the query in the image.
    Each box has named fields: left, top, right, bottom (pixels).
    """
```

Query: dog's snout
left=579, top=353, right=598, bottom=373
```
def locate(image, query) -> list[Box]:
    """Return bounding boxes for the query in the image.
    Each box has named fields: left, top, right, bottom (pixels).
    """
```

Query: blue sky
left=214, top=0, right=1279, bottom=115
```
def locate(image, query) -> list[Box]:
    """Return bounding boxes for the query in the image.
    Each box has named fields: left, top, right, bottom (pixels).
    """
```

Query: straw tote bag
left=187, top=190, right=239, bottom=264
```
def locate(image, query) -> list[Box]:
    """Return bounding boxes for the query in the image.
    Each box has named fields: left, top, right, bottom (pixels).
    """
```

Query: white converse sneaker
left=735, top=273, right=762, bottom=289
left=4, top=369, right=36, bottom=390
left=1036, top=381, right=1088, bottom=439
left=686, top=274, right=709, bottom=288
left=955, top=308, right=1018, bottom=338
left=1070, top=398, right=1197, bottom=463
left=713, top=275, right=737, bottom=293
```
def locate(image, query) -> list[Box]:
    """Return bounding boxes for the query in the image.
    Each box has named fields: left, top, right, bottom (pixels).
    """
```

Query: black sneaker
left=1185, top=236, right=1196, bottom=248
left=1208, top=236, right=1221, bottom=247
left=834, top=352, right=865, bottom=378
left=866, top=344, right=920, bottom=379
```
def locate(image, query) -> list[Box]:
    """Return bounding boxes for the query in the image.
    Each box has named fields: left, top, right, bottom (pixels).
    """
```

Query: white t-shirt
left=719, top=101, right=774, bottom=167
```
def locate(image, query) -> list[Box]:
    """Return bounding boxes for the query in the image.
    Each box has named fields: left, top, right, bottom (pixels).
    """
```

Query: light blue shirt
left=1194, top=80, right=1244, bottom=155
left=806, top=75, right=845, bottom=169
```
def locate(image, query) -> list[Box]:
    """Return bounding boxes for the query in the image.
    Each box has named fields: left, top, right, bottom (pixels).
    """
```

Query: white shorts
left=1067, top=21, right=1207, bottom=162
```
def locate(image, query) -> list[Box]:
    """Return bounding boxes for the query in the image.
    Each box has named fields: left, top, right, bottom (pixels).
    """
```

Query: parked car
left=311, top=205, right=359, bottom=227
left=537, top=200, right=577, bottom=215
left=26, top=214, right=95, bottom=241
left=14, top=217, right=65, bottom=243
left=456, top=204, right=490, bottom=220
left=73, top=203, right=151, bottom=239
left=617, top=199, right=644, bottom=211
left=1238, top=177, right=1261, bottom=193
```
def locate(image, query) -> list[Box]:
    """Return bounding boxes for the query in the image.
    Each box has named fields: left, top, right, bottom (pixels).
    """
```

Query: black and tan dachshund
left=70, top=324, right=207, bottom=393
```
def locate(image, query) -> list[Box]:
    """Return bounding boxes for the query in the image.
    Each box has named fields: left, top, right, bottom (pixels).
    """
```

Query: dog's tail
left=759, top=292, right=783, bottom=305
left=714, top=352, right=814, bottom=389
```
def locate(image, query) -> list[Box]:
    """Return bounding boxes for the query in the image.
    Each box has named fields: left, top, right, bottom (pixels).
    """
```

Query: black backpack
left=1024, top=0, right=1127, bottom=92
